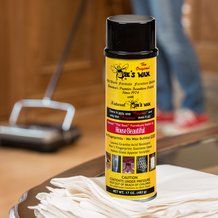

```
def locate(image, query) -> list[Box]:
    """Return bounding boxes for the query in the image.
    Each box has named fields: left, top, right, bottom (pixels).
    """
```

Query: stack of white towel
left=29, top=165, right=218, bottom=218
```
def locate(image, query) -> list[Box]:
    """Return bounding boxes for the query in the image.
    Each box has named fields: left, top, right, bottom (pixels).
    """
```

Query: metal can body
left=104, top=14, right=158, bottom=200
left=105, top=56, right=157, bottom=200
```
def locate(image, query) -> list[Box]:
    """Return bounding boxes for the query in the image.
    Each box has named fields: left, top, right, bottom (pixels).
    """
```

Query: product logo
left=126, top=99, right=142, bottom=109
left=111, top=64, right=129, bottom=80
left=126, top=99, right=151, bottom=109
left=111, top=63, right=151, bottom=80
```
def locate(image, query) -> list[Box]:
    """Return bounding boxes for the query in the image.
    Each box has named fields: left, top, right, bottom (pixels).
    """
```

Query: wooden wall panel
left=185, top=0, right=218, bottom=73
left=201, top=0, right=218, bottom=42
left=25, top=0, right=98, bottom=98
left=0, top=0, right=130, bottom=121
left=0, top=1, right=10, bottom=118
left=7, top=0, right=28, bottom=112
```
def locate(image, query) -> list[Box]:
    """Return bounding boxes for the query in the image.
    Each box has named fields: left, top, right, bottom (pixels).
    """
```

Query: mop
left=0, top=0, right=88, bottom=152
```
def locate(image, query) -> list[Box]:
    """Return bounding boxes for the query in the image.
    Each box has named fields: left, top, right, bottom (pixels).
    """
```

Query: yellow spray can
left=105, top=15, right=158, bottom=200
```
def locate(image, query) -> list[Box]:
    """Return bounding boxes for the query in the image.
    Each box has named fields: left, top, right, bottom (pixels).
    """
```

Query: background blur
left=0, top=0, right=217, bottom=120
left=0, top=0, right=218, bottom=217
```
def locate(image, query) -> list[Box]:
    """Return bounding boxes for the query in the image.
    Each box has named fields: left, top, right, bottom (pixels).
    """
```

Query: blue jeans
left=131, top=0, right=205, bottom=113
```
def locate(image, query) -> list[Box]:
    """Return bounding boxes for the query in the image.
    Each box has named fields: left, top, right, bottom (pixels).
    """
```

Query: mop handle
left=44, top=0, right=87, bottom=100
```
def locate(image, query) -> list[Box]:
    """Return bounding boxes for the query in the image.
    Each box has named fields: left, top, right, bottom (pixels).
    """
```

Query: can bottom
left=107, top=192, right=157, bottom=201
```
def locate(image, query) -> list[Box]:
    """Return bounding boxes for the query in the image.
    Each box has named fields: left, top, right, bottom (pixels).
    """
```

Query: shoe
left=157, top=109, right=174, bottom=123
left=175, top=108, right=208, bottom=129
left=159, top=108, right=209, bottom=136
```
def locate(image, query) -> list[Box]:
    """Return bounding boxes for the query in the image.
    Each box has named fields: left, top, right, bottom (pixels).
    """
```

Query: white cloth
left=29, top=165, right=218, bottom=218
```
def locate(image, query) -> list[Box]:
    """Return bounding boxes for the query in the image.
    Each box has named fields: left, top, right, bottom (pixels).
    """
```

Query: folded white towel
left=29, top=165, right=218, bottom=218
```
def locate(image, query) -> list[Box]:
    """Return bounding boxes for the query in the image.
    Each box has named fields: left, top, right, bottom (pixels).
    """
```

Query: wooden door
left=0, top=0, right=131, bottom=121
left=184, top=0, right=218, bottom=73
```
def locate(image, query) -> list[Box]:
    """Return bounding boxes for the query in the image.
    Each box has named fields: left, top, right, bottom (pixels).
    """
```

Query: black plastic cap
left=105, top=15, right=158, bottom=59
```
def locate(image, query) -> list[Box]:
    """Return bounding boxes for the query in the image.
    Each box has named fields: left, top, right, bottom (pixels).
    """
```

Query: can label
left=105, top=57, right=156, bottom=200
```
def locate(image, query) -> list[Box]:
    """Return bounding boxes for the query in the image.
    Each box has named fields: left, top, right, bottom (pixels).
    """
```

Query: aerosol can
left=105, top=15, right=158, bottom=200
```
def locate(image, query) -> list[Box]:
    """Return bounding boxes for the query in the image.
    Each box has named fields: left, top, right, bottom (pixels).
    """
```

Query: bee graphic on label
left=111, top=64, right=129, bottom=80
left=126, top=99, right=142, bottom=109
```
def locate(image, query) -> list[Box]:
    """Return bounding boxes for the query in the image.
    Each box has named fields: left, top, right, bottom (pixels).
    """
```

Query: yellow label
left=105, top=57, right=157, bottom=200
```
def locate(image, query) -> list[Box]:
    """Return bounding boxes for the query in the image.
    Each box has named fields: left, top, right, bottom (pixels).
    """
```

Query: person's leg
left=131, top=0, right=174, bottom=112
left=150, top=0, right=205, bottom=114
left=157, top=46, right=174, bottom=112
